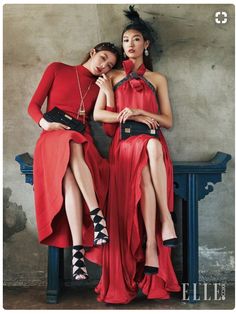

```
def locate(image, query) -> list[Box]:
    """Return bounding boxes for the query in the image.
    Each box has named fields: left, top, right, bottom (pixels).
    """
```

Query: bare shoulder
left=106, top=69, right=123, bottom=78
left=145, top=70, right=168, bottom=88
left=107, top=69, right=126, bottom=85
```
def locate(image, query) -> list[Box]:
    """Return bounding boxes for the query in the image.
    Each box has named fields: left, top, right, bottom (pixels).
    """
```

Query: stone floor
left=3, top=283, right=235, bottom=310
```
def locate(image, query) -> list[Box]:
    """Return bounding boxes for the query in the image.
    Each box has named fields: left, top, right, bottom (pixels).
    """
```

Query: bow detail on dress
left=123, top=59, right=146, bottom=92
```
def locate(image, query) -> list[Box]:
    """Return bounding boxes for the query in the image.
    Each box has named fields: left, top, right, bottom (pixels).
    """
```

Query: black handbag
left=120, top=120, right=160, bottom=140
left=43, top=106, right=85, bottom=133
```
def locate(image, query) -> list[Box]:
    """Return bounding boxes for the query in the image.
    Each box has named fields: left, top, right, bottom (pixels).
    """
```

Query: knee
left=147, top=139, right=163, bottom=161
left=70, top=141, right=82, bottom=153
left=69, top=141, right=83, bottom=162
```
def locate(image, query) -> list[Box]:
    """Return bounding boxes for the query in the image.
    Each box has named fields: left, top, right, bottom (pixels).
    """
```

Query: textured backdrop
left=3, top=4, right=235, bottom=286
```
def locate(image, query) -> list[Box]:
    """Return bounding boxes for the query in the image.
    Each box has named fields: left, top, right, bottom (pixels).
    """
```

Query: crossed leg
left=62, top=141, right=109, bottom=280
left=140, top=138, right=177, bottom=270
left=140, top=164, right=159, bottom=270
left=69, top=141, right=108, bottom=246
left=146, top=138, right=177, bottom=241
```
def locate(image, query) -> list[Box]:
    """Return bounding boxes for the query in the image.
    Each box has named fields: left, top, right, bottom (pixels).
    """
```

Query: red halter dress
left=94, top=59, right=181, bottom=303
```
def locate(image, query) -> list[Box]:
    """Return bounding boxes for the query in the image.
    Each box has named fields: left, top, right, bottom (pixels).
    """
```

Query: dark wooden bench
left=15, top=151, right=231, bottom=303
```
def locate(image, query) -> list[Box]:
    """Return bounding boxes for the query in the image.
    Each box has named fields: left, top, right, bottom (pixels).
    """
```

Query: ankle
left=90, top=207, right=100, bottom=214
left=90, top=208, right=103, bottom=220
left=160, top=212, right=173, bottom=223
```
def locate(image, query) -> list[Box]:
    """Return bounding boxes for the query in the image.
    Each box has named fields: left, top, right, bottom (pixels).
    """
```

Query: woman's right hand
left=39, top=118, right=70, bottom=131
left=131, top=115, right=160, bottom=130
left=95, top=74, right=113, bottom=96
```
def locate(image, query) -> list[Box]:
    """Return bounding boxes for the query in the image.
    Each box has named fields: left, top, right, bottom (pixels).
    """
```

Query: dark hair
left=81, top=42, right=121, bottom=68
left=122, top=6, right=157, bottom=71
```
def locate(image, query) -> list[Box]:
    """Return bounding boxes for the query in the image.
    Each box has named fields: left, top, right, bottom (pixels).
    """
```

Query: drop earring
left=144, top=48, right=149, bottom=56
left=123, top=52, right=126, bottom=58
left=144, top=48, right=149, bottom=57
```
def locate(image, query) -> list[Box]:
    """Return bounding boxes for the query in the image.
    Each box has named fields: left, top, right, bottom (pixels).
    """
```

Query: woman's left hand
left=118, top=107, right=141, bottom=123
left=95, top=74, right=113, bottom=96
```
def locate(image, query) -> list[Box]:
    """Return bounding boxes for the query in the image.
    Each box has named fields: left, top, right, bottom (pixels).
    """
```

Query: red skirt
left=33, top=128, right=109, bottom=253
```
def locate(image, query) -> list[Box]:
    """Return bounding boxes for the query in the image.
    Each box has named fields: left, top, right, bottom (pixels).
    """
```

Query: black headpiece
left=123, top=5, right=157, bottom=44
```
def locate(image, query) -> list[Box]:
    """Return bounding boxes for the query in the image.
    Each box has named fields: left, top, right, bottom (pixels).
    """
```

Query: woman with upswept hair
left=93, top=6, right=180, bottom=303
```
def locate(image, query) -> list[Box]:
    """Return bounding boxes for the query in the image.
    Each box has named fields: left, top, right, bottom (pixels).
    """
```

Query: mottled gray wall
left=3, top=4, right=234, bottom=286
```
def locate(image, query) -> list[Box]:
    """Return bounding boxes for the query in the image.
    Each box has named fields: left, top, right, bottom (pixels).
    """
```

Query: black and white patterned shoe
left=90, top=208, right=109, bottom=246
left=72, top=245, right=88, bottom=280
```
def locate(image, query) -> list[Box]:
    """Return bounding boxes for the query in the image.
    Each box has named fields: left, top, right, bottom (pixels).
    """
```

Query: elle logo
left=182, top=283, right=226, bottom=301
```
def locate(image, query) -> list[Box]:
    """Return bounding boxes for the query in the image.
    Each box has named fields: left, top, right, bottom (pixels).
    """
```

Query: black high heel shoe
left=143, top=241, right=159, bottom=275
left=90, top=207, right=109, bottom=246
left=144, top=265, right=159, bottom=275
left=162, top=212, right=178, bottom=247
left=163, top=238, right=178, bottom=247
left=72, top=245, right=88, bottom=280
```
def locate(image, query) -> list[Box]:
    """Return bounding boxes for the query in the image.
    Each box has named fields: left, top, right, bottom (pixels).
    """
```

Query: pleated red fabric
left=28, top=62, right=109, bottom=250
left=94, top=60, right=181, bottom=303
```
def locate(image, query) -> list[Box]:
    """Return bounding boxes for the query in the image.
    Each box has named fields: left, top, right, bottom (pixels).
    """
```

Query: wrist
left=105, top=90, right=114, bottom=98
left=38, top=118, right=44, bottom=128
left=39, top=118, right=48, bottom=129
left=136, top=109, right=143, bottom=115
left=106, top=105, right=116, bottom=112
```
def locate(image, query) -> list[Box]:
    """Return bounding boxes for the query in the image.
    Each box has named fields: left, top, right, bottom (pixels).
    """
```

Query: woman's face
left=90, top=50, right=117, bottom=76
left=122, top=29, right=149, bottom=59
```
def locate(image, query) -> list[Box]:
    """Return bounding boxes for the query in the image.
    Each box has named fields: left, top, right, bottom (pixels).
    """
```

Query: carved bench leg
left=187, top=173, right=199, bottom=303
left=46, top=246, right=64, bottom=304
left=182, top=199, right=188, bottom=284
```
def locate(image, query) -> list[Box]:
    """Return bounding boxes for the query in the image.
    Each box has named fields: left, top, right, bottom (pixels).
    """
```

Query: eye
left=101, top=55, right=106, bottom=60
left=123, top=39, right=129, bottom=43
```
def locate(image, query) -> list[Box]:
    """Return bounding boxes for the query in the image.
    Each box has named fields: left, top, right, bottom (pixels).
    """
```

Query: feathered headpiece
left=123, top=5, right=157, bottom=44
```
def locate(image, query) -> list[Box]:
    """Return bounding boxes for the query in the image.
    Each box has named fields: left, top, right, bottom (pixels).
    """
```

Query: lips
left=95, top=67, right=102, bottom=74
left=128, top=49, right=135, bottom=53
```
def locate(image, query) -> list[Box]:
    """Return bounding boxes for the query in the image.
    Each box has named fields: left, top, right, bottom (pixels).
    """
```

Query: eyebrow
left=123, top=34, right=142, bottom=38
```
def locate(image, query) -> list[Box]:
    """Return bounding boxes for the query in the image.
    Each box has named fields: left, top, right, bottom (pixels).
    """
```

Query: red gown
left=28, top=62, right=109, bottom=251
left=95, top=60, right=181, bottom=303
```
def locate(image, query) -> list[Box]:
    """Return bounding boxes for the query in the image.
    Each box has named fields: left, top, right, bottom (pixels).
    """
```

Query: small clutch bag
left=120, top=120, right=160, bottom=140
left=43, top=106, right=85, bottom=133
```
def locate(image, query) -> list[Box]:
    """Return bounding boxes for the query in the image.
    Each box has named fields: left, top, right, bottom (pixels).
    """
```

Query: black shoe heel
left=144, top=266, right=159, bottom=275
left=163, top=238, right=178, bottom=247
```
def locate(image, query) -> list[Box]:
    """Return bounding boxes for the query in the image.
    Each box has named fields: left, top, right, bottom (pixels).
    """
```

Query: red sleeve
left=102, top=106, right=118, bottom=137
left=27, top=62, right=59, bottom=124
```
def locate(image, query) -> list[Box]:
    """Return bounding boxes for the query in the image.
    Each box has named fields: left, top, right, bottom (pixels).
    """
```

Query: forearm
left=94, top=108, right=119, bottom=123
left=28, top=102, right=44, bottom=124
left=94, top=90, right=119, bottom=123
left=105, top=90, right=115, bottom=109
left=138, top=109, right=173, bottom=129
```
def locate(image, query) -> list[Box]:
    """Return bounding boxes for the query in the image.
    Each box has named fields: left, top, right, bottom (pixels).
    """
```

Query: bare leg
left=69, top=141, right=108, bottom=245
left=62, top=166, right=88, bottom=280
left=147, top=139, right=177, bottom=241
left=63, top=167, right=83, bottom=245
left=69, top=142, right=98, bottom=210
left=140, top=165, right=159, bottom=269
